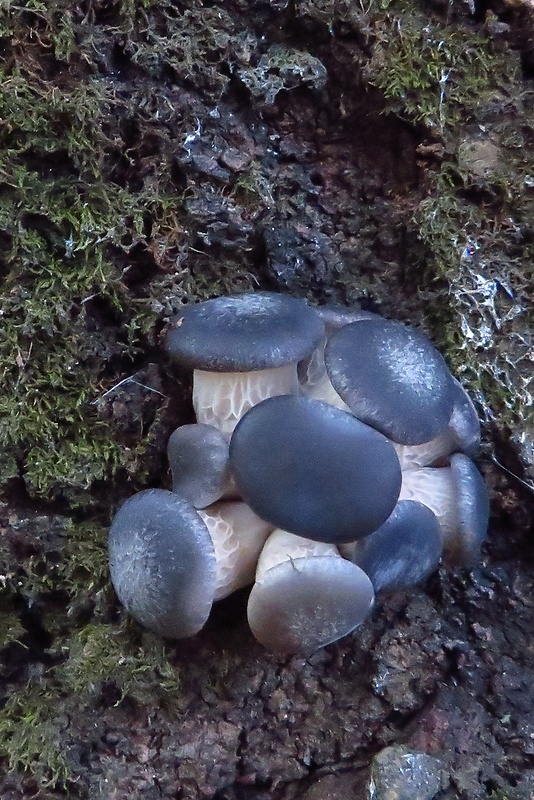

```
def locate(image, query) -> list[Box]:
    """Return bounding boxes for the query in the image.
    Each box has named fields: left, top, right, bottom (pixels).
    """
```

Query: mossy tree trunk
left=0, top=1, right=533, bottom=798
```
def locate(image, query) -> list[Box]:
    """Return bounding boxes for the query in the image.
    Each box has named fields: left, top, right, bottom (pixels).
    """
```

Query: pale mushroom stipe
left=108, top=291, right=490, bottom=653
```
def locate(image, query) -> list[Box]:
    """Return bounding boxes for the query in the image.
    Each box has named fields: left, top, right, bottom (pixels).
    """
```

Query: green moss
left=0, top=36, right=174, bottom=503
left=0, top=621, right=180, bottom=787
left=367, top=12, right=502, bottom=130
left=0, top=594, right=25, bottom=650
left=0, top=681, right=71, bottom=788
left=57, top=622, right=181, bottom=704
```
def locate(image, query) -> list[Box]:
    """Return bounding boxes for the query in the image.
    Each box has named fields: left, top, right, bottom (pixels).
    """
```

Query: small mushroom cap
left=351, top=500, right=442, bottom=594
left=449, top=453, right=489, bottom=566
left=247, top=555, right=374, bottom=654
left=167, top=423, right=233, bottom=509
left=108, top=489, right=216, bottom=639
left=325, top=319, right=456, bottom=445
left=449, top=378, right=481, bottom=459
left=165, top=292, right=324, bottom=372
left=229, top=395, right=402, bottom=543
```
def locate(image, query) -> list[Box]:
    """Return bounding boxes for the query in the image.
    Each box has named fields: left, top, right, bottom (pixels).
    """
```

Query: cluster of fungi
left=108, top=293, right=489, bottom=655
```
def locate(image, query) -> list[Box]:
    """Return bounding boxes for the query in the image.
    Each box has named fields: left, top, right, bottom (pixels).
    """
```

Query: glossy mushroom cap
left=108, top=489, right=216, bottom=639
left=299, top=304, right=378, bottom=406
left=350, top=500, right=442, bottom=594
left=399, top=454, right=489, bottom=566
left=325, top=318, right=456, bottom=445
left=393, top=378, right=481, bottom=469
left=248, top=529, right=375, bottom=654
left=229, top=395, right=402, bottom=543
left=164, top=292, right=324, bottom=433
left=450, top=452, right=489, bottom=566
left=448, top=378, right=481, bottom=459
left=198, top=501, right=273, bottom=600
left=165, top=292, right=324, bottom=371
left=167, top=423, right=235, bottom=509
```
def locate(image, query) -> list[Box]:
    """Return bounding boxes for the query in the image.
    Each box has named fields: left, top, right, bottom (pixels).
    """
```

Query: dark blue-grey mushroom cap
left=351, top=500, right=442, bottom=594
left=167, top=423, right=233, bottom=509
left=229, top=395, right=402, bottom=543
left=449, top=452, right=489, bottom=566
left=247, top=556, right=375, bottom=654
left=448, top=378, right=481, bottom=459
left=324, top=318, right=456, bottom=445
left=108, top=489, right=216, bottom=639
left=165, top=292, right=324, bottom=372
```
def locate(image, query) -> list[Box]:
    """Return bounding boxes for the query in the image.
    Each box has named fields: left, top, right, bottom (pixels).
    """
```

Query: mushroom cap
left=351, top=500, right=442, bottom=594
left=247, top=555, right=374, bottom=654
left=449, top=453, right=489, bottom=566
left=167, top=423, right=233, bottom=509
left=108, top=489, right=216, bottom=639
left=165, top=292, right=324, bottom=372
left=311, top=302, right=381, bottom=331
left=324, top=319, right=456, bottom=445
left=449, top=378, right=481, bottom=458
left=229, top=395, right=402, bottom=543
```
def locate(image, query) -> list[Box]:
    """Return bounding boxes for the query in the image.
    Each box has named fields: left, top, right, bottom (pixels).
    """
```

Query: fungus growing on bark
left=325, top=318, right=456, bottom=445
left=398, top=453, right=489, bottom=565
left=108, top=290, right=490, bottom=651
left=167, top=423, right=235, bottom=508
left=164, top=292, right=324, bottom=433
left=108, top=489, right=216, bottom=639
left=247, top=528, right=375, bottom=654
left=229, top=394, right=402, bottom=543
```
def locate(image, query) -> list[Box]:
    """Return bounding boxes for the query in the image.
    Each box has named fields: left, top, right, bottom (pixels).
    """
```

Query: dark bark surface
left=0, top=1, right=533, bottom=798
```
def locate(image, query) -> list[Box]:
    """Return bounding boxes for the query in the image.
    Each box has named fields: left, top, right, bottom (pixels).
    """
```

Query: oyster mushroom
left=229, top=394, right=402, bottom=543
left=164, top=292, right=324, bottom=434
left=247, top=528, right=374, bottom=654
left=325, top=318, right=457, bottom=445
left=108, top=489, right=216, bottom=639
left=398, top=453, right=489, bottom=565
left=167, top=423, right=237, bottom=508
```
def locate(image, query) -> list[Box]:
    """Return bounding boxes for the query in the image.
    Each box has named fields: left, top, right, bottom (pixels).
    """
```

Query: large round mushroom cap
left=108, top=489, right=216, bottom=639
left=351, top=500, right=442, bottom=594
left=229, top=395, right=402, bottom=543
left=165, top=292, right=324, bottom=372
left=324, top=318, right=455, bottom=445
left=247, top=555, right=374, bottom=654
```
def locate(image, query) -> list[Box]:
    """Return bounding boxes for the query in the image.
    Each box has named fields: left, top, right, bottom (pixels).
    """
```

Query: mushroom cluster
left=108, top=292, right=489, bottom=654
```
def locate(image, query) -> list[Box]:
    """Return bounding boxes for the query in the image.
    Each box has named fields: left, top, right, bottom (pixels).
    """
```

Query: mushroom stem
left=398, top=467, right=456, bottom=544
left=393, top=432, right=456, bottom=470
left=300, top=370, right=351, bottom=411
left=193, top=364, right=299, bottom=434
left=256, top=528, right=339, bottom=576
left=199, top=502, right=273, bottom=600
